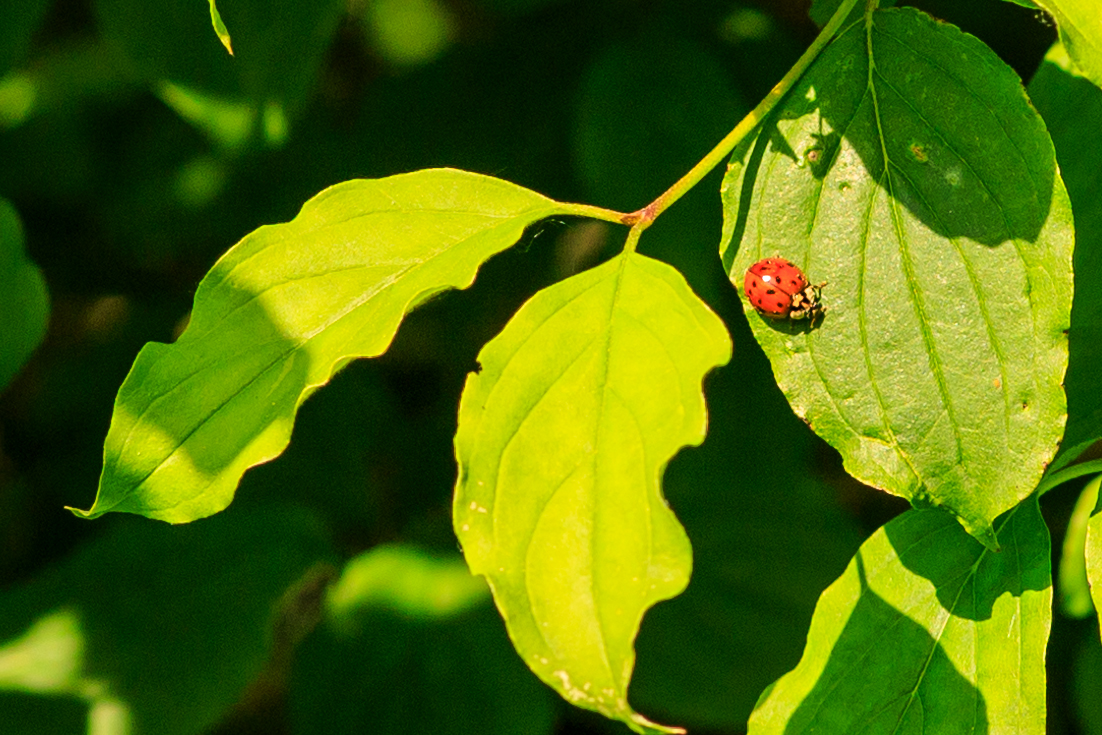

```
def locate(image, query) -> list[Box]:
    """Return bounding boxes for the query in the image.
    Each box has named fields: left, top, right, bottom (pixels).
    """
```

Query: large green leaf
left=1030, top=40, right=1102, bottom=471
left=0, top=198, right=49, bottom=393
left=290, top=545, right=555, bottom=735
left=720, top=7, right=1074, bottom=548
left=453, top=251, right=731, bottom=733
left=73, top=169, right=580, bottom=523
left=1033, top=0, right=1102, bottom=90
left=749, top=500, right=1051, bottom=734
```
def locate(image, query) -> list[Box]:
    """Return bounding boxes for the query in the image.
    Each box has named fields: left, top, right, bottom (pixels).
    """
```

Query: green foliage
left=454, top=251, right=730, bottom=733
left=1032, top=0, right=1102, bottom=88
left=1030, top=39, right=1102, bottom=471
left=721, top=7, right=1073, bottom=550
left=0, top=198, right=48, bottom=392
left=290, top=545, right=556, bottom=735
left=207, top=0, right=233, bottom=56
left=749, top=499, right=1051, bottom=733
left=0, top=505, right=333, bottom=734
left=75, top=170, right=579, bottom=523
left=1088, top=476, right=1102, bottom=638
left=2, top=0, right=1101, bottom=734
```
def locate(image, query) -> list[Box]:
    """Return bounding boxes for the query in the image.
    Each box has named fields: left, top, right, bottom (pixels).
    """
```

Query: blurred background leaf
left=0, top=199, right=49, bottom=393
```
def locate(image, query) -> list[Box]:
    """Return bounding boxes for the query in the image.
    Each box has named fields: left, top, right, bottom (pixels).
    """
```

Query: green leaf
left=73, top=169, right=574, bottom=523
left=208, top=0, right=233, bottom=55
left=0, top=198, right=49, bottom=393
left=750, top=500, right=1051, bottom=733
left=290, top=545, right=555, bottom=735
left=1086, top=476, right=1102, bottom=638
left=1030, top=40, right=1102, bottom=471
left=453, top=251, right=732, bottom=734
left=720, top=7, right=1074, bottom=549
left=0, top=504, right=333, bottom=735
left=94, top=0, right=343, bottom=146
left=808, top=0, right=897, bottom=29
left=1033, top=0, right=1102, bottom=90
left=1059, top=476, right=1099, bottom=618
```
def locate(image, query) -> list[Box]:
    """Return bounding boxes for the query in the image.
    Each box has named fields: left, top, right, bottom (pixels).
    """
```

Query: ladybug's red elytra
left=743, top=257, right=825, bottom=324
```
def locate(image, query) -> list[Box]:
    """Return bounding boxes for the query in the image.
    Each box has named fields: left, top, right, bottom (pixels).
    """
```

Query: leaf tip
left=64, top=504, right=100, bottom=520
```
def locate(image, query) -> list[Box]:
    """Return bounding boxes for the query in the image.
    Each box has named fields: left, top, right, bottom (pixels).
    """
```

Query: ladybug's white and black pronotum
left=743, top=257, right=825, bottom=325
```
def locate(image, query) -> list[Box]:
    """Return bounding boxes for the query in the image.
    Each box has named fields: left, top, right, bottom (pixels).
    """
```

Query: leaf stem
left=616, top=0, right=864, bottom=252
left=1038, top=459, right=1102, bottom=498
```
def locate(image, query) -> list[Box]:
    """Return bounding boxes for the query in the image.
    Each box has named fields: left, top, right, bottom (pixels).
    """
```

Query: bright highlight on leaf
left=750, top=500, right=1051, bottom=734
left=208, top=0, right=233, bottom=55
left=453, top=251, right=731, bottom=734
left=720, top=7, right=1074, bottom=549
left=1032, top=0, right=1102, bottom=89
left=73, top=169, right=572, bottom=523
left=1086, top=475, right=1102, bottom=637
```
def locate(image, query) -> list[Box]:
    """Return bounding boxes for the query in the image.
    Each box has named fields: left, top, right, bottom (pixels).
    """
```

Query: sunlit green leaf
left=0, top=198, right=49, bottom=393
left=1030, top=40, right=1102, bottom=471
left=720, top=7, right=1073, bottom=549
left=73, top=169, right=577, bottom=523
left=0, top=505, right=332, bottom=735
left=454, top=251, right=731, bottom=734
left=208, top=0, right=233, bottom=55
left=290, top=545, right=555, bottom=735
left=750, top=500, right=1051, bottom=733
left=1033, top=0, right=1102, bottom=89
left=1086, top=476, right=1102, bottom=639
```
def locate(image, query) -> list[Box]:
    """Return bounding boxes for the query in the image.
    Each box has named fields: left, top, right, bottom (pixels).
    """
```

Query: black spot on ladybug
left=766, top=288, right=776, bottom=294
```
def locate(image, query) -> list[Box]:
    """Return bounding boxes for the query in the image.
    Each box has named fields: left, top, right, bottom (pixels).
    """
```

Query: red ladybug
left=743, top=257, right=825, bottom=324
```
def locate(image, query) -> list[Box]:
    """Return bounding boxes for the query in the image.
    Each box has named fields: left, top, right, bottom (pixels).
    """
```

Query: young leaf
left=1032, top=0, right=1102, bottom=90
left=453, top=251, right=732, bottom=734
left=1030, top=40, right=1102, bottom=472
left=73, top=169, right=574, bottom=523
left=720, top=7, right=1074, bottom=549
left=0, top=198, right=49, bottom=393
left=208, top=0, right=233, bottom=55
left=750, top=500, right=1051, bottom=734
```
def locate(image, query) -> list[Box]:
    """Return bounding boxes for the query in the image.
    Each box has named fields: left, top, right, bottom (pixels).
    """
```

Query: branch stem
left=617, top=0, right=864, bottom=252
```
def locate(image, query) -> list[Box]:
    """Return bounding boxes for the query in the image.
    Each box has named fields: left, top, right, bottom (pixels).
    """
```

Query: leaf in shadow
left=749, top=499, right=1050, bottom=733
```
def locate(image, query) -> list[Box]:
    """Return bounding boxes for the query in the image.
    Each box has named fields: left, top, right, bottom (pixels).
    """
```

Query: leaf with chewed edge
left=454, top=251, right=731, bottom=733
left=73, top=169, right=582, bottom=523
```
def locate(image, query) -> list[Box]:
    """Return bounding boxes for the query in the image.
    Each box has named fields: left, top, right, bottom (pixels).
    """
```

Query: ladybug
left=743, top=257, right=825, bottom=324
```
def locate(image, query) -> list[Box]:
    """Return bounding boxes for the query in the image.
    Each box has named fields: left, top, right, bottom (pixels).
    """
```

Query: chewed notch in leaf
left=73, top=169, right=572, bottom=523
left=454, top=251, right=732, bottom=734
